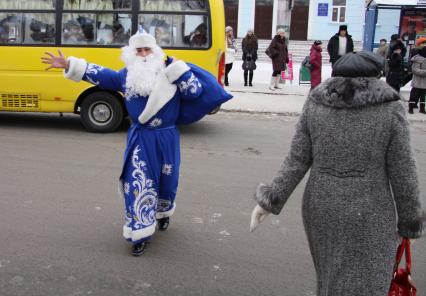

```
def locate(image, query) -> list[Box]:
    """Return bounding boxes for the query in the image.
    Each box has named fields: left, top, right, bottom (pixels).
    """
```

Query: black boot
left=244, top=72, right=248, bottom=86
left=249, top=71, right=253, bottom=87
left=131, top=241, right=149, bottom=256
left=420, top=106, right=426, bottom=114
left=158, top=217, right=170, bottom=231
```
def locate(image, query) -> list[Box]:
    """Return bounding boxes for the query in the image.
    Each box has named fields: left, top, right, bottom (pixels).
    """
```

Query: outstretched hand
left=250, top=204, right=270, bottom=232
left=41, top=50, right=69, bottom=71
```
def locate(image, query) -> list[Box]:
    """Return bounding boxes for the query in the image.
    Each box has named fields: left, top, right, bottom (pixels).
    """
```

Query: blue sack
left=176, top=63, right=233, bottom=125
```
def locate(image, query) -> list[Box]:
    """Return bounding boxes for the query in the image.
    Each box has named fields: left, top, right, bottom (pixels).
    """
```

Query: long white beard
left=121, top=45, right=165, bottom=98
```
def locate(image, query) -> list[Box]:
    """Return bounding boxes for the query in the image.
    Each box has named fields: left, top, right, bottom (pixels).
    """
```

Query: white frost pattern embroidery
left=162, top=164, right=173, bottom=176
left=124, top=182, right=130, bottom=195
left=125, top=207, right=132, bottom=227
left=131, top=146, right=157, bottom=229
left=85, top=64, right=104, bottom=85
left=149, top=118, right=163, bottom=127
left=178, top=73, right=202, bottom=95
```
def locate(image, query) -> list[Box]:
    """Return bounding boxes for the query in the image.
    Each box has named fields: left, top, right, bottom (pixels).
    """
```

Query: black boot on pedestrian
left=244, top=72, right=248, bottom=86
left=249, top=72, right=253, bottom=86
left=409, top=106, right=414, bottom=114
left=131, top=241, right=149, bottom=256
left=158, top=217, right=170, bottom=231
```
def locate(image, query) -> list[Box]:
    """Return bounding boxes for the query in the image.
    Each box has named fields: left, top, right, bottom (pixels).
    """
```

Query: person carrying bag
left=388, top=238, right=417, bottom=296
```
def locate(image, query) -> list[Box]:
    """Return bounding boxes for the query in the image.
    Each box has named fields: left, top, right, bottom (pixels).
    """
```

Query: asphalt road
left=0, top=112, right=425, bottom=296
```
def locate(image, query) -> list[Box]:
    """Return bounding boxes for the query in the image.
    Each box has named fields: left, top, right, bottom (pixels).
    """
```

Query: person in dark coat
left=268, top=28, right=289, bottom=90
left=384, top=34, right=407, bottom=77
left=309, top=40, right=322, bottom=89
left=250, top=51, right=425, bottom=296
left=242, top=29, right=258, bottom=87
left=386, top=41, right=405, bottom=92
left=327, top=25, right=354, bottom=66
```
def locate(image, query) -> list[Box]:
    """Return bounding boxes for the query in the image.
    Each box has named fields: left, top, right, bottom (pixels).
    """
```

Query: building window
left=332, top=0, right=346, bottom=23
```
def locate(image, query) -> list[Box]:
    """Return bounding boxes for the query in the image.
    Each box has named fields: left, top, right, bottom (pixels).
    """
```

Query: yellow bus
left=0, top=0, right=226, bottom=132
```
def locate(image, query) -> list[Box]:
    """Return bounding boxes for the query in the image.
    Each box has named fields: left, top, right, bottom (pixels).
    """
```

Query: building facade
left=225, top=0, right=365, bottom=41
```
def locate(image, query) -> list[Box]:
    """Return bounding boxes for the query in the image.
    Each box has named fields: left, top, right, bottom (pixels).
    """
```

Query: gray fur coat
left=411, top=54, right=426, bottom=89
left=255, top=77, right=425, bottom=296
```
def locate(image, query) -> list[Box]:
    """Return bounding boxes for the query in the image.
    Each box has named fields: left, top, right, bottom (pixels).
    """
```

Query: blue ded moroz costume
left=64, top=32, right=232, bottom=245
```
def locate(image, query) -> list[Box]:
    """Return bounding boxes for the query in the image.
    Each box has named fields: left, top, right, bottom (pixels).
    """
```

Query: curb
left=219, top=109, right=426, bottom=124
left=227, top=89, right=307, bottom=97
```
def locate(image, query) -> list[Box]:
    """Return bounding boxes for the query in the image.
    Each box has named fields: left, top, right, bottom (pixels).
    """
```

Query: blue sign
left=318, top=3, right=328, bottom=17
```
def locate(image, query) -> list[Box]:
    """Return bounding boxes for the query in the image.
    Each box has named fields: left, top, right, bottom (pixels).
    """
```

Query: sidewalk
left=221, top=61, right=426, bottom=123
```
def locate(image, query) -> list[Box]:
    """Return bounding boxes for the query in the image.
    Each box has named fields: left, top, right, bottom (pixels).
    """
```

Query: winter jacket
left=376, top=44, right=388, bottom=58
left=309, top=44, right=322, bottom=88
left=225, top=36, right=237, bottom=64
left=268, top=35, right=289, bottom=72
left=384, top=42, right=399, bottom=76
left=327, top=33, right=354, bottom=63
left=411, top=54, right=426, bottom=89
left=242, top=36, right=258, bottom=62
left=386, top=40, right=407, bottom=59
left=255, top=76, right=425, bottom=295
left=386, top=52, right=404, bottom=87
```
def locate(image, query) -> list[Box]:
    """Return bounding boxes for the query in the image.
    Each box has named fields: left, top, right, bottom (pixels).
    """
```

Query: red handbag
left=388, top=238, right=417, bottom=296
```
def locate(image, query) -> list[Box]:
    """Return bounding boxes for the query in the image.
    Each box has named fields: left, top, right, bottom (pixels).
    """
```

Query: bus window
left=140, top=0, right=207, bottom=11
left=24, top=13, right=56, bottom=44
left=0, top=13, right=22, bottom=44
left=62, top=0, right=131, bottom=46
left=139, top=14, right=208, bottom=48
left=64, top=0, right=131, bottom=10
left=62, top=12, right=131, bottom=45
left=62, top=13, right=96, bottom=44
left=21, top=0, right=56, bottom=10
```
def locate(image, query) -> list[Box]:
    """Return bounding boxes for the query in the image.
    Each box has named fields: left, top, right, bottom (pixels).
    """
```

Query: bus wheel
left=80, top=91, right=124, bottom=133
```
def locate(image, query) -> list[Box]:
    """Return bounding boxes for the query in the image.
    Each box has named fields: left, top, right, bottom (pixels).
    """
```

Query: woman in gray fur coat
left=250, top=51, right=425, bottom=296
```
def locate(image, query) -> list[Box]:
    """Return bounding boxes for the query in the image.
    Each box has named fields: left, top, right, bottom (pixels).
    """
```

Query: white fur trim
left=118, top=181, right=124, bottom=198
left=123, top=223, right=157, bottom=242
left=156, top=203, right=176, bottom=219
left=129, top=32, right=156, bottom=49
left=164, top=60, right=190, bottom=83
left=64, top=56, right=87, bottom=82
left=138, top=70, right=177, bottom=124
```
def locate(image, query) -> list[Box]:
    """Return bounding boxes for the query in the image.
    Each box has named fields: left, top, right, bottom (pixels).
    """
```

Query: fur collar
left=309, top=77, right=400, bottom=109
left=138, top=60, right=189, bottom=124
left=411, top=54, right=426, bottom=64
left=137, top=70, right=177, bottom=124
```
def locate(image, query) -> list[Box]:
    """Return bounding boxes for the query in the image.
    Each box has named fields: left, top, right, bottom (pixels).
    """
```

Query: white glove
left=250, top=205, right=270, bottom=232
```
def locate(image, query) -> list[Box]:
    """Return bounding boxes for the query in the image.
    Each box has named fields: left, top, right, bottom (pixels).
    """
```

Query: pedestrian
left=386, top=41, right=405, bottom=92
left=225, top=26, right=237, bottom=86
left=242, top=28, right=258, bottom=87
left=267, top=28, right=288, bottom=91
left=41, top=31, right=231, bottom=256
left=384, top=34, right=407, bottom=77
left=326, top=25, right=354, bottom=66
left=309, top=40, right=322, bottom=89
left=386, top=34, right=407, bottom=59
left=408, top=45, right=426, bottom=114
left=250, top=51, right=425, bottom=296
left=376, top=38, right=388, bottom=58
